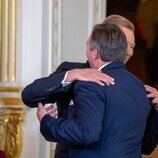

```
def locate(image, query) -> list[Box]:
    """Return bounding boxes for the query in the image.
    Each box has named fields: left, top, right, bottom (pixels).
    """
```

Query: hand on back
left=66, top=68, right=115, bottom=86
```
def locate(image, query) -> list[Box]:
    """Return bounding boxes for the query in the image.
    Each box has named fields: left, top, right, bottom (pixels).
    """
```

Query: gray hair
left=89, top=23, right=127, bottom=62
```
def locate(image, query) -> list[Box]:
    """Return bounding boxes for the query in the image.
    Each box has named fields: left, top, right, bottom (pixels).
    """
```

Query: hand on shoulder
left=144, top=85, right=158, bottom=109
left=67, top=68, right=115, bottom=86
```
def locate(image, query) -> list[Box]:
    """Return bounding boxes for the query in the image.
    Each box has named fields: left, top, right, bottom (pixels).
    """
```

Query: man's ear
left=92, top=48, right=99, bottom=60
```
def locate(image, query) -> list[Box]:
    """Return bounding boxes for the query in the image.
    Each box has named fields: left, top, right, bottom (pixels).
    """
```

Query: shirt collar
left=98, top=62, right=111, bottom=70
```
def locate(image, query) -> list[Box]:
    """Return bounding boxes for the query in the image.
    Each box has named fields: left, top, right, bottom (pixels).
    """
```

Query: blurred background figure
left=107, top=0, right=158, bottom=88
left=136, top=0, right=158, bottom=88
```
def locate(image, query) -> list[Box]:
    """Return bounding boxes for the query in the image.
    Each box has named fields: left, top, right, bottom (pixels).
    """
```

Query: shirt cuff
left=61, top=71, right=72, bottom=87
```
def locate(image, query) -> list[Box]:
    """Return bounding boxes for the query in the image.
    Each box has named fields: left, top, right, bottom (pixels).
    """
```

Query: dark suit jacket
left=21, top=61, right=158, bottom=157
left=39, top=62, right=151, bottom=158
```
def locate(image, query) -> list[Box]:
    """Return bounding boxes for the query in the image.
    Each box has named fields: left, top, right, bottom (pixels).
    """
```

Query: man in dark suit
left=34, top=23, right=151, bottom=158
left=22, top=15, right=158, bottom=158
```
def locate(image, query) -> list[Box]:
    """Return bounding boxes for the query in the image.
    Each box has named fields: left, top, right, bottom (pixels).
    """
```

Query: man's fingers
left=144, top=85, right=157, bottom=93
left=103, top=73, right=115, bottom=81
left=37, top=103, right=46, bottom=121
left=37, top=103, right=47, bottom=114
left=50, top=112, right=58, bottom=118
left=44, top=104, right=58, bottom=118
left=145, top=85, right=158, bottom=107
left=48, top=107, right=57, bottom=115
left=147, top=93, right=156, bottom=98
left=38, top=102, right=43, bottom=108
left=100, top=77, right=115, bottom=86
left=45, top=104, right=55, bottom=111
left=152, top=97, right=158, bottom=104
left=95, top=71, right=115, bottom=85
left=95, top=74, right=115, bottom=86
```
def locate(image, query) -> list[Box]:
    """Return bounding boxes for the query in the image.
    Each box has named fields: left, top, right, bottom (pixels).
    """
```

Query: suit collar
left=98, top=62, right=111, bottom=70
left=86, top=61, right=125, bottom=70
left=101, top=62, right=125, bottom=71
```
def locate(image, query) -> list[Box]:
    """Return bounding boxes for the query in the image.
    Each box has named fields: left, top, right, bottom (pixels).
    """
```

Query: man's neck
left=90, top=57, right=111, bottom=69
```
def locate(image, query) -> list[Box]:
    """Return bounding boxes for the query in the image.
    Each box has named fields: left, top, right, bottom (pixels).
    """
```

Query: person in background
left=21, top=15, right=158, bottom=158
left=136, top=0, right=158, bottom=87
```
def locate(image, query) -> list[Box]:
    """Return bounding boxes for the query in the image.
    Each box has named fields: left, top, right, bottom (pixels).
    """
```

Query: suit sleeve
left=141, top=107, right=158, bottom=154
left=40, top=81, right=106, bottom=145
left=21, top=62, right=73, bottom=107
